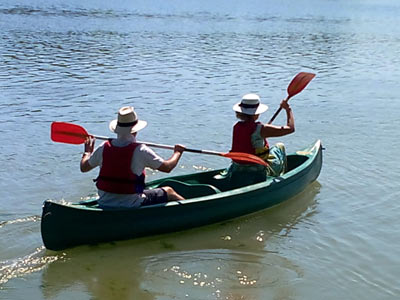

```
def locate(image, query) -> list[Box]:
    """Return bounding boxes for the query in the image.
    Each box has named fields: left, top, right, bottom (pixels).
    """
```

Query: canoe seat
left=156, top=179, right=221, bottom=199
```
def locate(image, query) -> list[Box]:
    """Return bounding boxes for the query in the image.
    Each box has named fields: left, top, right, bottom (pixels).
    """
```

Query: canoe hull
left=41, top=140, right=323, bottom=250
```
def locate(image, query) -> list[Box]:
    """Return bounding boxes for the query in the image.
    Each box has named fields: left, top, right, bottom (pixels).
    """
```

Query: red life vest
left=95, top=140, right=145, bottom=194
left=231, top=121, right=269, bottom=163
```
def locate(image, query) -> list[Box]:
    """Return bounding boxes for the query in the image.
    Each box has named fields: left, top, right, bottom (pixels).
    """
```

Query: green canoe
left=41, top=140, right=323, bottom=251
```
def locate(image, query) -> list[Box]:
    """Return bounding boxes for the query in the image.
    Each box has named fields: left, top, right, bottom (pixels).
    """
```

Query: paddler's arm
left=80, top=137, right=96, bottom=172
left=157, top=144, right=185, bottom=173
left=260, top=100, right=295, bottom=138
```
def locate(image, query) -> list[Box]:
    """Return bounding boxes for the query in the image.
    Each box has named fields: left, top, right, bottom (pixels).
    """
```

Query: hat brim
left=109, top=119, right=147, bottom=134
left=233, top=103, right=268, bottom=115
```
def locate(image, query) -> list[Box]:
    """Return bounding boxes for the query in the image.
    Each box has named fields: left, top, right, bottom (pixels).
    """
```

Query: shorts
left=265, top=143, right=287, bottom=176
left=141, top=188, right=168, bottom=206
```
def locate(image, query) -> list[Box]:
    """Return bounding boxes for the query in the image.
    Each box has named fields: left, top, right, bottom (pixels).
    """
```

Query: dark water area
left=1, top=0, right=400, bottom=299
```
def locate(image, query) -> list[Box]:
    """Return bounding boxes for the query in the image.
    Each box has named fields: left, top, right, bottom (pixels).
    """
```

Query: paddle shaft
left=268, top=97, right=291, bottom=124
left=50, top=122, right=267, bottom=165
left=89, top=134, right=222, bottom=156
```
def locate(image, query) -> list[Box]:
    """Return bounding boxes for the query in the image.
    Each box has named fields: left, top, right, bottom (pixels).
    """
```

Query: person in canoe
left=80, top=106, right=186, bottom=208
left=221, top=93, right=295, bottom=187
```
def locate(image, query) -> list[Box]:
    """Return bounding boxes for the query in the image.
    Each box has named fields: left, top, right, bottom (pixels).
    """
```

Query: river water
left=1, top=0, right=400, bottom=299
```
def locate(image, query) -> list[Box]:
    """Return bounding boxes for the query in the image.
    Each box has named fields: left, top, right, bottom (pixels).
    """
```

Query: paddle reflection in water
left=40, top=182, right=320, bottom=300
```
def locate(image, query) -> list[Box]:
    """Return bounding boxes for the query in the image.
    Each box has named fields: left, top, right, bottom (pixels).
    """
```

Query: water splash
left=0, top=215, right=40, bottom=229
left=0, top=247, right=65, bottom=287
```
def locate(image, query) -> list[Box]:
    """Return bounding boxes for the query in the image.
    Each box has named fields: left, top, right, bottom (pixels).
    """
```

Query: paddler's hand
left=158, top=144, right=185, bottom=173
left=81, top=136, right=96, bottom=173
left=280, top=100, right=291, bottom=111
left=174, top=144, right=185, bottom=154
left=84, top=136, right=96, bottom=154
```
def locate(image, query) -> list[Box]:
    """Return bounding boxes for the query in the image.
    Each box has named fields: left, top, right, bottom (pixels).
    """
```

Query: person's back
left=80, top=106, right=186, bottom=208
left=225, top=93, right=295, bottom=187
left=231, top=120, right=260, bottom=154
left=95, top=140, right=145, bottom=195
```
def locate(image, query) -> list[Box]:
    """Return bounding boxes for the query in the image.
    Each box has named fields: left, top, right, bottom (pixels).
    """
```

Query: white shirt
left=88, top=135, right=164, bottom=208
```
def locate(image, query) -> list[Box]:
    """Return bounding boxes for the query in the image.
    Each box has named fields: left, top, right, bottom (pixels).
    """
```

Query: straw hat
left=233, top=93, right=268, bottom=115
left=109, top=106, right=147, bottom=134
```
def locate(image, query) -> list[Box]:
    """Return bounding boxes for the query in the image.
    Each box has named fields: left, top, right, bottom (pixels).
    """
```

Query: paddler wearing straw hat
left=80, top=106, right=186, bottom=208
left=221, top=94, right=295, bottom=187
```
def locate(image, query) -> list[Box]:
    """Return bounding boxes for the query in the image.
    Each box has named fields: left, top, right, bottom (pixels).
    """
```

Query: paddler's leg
left=142, top=187, right=184, bottom=206
left=275, top=143, right=287, bottom=173
left=162, top=186, right=185, bottom=201
left=267, top=143, right=287, bottom=176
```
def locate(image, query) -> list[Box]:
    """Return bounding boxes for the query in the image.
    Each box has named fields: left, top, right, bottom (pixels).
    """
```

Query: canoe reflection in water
left=41, top=181, right=321, bottom=300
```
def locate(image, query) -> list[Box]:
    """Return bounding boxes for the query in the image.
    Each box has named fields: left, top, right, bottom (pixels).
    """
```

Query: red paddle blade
left=287, top=72, right=316, bottom=99
left=51, top=122, right=89, bottom=144
left=222, top=152, right=268, bottom=166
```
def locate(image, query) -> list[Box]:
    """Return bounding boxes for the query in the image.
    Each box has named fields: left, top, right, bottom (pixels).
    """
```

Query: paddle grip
left=268, top=95, right=293, bottom=124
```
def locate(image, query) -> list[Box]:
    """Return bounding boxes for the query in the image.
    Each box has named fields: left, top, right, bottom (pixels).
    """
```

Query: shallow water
left=1, top=0, right=400, bottom=299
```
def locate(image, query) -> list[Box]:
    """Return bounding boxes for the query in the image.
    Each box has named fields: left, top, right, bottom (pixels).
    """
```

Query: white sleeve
left=88, top=142, right=105, bottom=168
left=131, top=144, right=164, bottom=175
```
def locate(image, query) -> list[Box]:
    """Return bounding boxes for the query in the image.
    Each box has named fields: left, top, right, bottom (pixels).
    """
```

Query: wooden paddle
left=268, top=72, right=316, bottom=124
left=51, top=122, right=267, bottom=166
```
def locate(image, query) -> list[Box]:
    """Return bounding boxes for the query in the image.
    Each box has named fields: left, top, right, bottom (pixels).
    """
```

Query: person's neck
left=117, top=133, right=135, bottom=142
left=239, top=118, right=256, bottom=123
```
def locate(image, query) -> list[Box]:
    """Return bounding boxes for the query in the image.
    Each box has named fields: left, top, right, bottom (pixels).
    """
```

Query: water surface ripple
left=1, top=0, right=400, bottom=299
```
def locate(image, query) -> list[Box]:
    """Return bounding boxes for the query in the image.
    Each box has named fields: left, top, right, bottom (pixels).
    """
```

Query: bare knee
left=161, top=186, right=185, bottom=201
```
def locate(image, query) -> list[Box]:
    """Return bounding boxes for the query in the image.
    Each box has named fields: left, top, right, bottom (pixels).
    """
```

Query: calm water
left=1, top=0, right=400, bottom=299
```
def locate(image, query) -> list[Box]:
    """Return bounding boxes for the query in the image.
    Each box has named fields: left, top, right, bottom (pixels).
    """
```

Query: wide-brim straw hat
left=233, top=93, right=268, bottom=115
left=109, top=106, right=147, bottom=134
